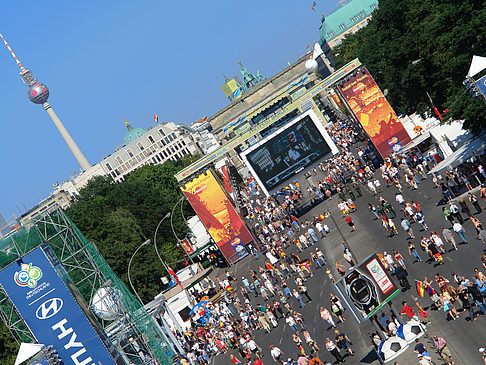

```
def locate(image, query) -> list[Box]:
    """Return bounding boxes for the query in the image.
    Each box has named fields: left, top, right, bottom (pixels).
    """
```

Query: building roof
left=319, top=0, right=378, bottom=43
left=123, top=122, right=146, bottom=145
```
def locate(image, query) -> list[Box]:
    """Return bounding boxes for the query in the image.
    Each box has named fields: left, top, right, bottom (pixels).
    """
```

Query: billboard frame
left=336, top=67, right=411, bottom=158
left=180, top=169, right=252, bottom=265
left=240, top=109, right=339, bottom=197
left=332, top=254, right=400, bottom=324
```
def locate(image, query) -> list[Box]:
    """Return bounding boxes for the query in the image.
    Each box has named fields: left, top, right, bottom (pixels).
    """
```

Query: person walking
left=433, top=334, right=456, bottom=365
left=299, top=285, right=312, bottom=302
left=286, top=314, right=299, bottom=333
left=258, top=312, right=271, bottom=333
left=401, top=218, right=415, bottom=238
left=325, top=338, right=344, bottom=364
left=408, top=242, right=422, bottom=263
left=344, top=215, right=356, bottom=231
left=469, top=192, right=482, bottom=214
left=302, top=329, right=320, bottom=354
left=392, top=249, right=406, bottom=269
left=443, top=207, right=454, bottom=224
left=343, top=248, right=355, bottom=267
left=320, top=307, right=336, bottom=328
left=292, top=331, right=306, bottom=355
left=270, top=345, right=284, bottom=364
left=394, top=264, right=410, bottom=290
left=335, top=260, right=346, bottom=276
left=458, top=197, right=472, bottom=217
left=452, top=221, right=468, bottom=244
left=449, top=202, right=463, bottom=223
left=315, top=248, right=327, bottom=266
left=335, top=330, right=354, bottom=357
left=442, top=227, right=457, bottom=250
left=293, top=289, right=306, bottom=308
left=331, top=300, right=345, bottom=323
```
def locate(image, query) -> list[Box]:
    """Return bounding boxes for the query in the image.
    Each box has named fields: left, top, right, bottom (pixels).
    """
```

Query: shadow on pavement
left=359, top=349, right=380, bottom=364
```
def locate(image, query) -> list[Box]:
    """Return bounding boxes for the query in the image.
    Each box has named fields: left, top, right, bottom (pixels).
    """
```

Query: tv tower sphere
left=28, top=82, right=49, bottom=104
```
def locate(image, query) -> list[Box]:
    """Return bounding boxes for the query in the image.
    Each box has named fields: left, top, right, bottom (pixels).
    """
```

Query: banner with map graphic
left=338, top=69, right=411, bottom=158
left=181, top=171, right=251, bottom=264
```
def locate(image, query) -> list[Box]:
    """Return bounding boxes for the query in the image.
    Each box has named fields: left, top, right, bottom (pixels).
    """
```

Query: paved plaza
left=212, top=162, right=486, bottom=365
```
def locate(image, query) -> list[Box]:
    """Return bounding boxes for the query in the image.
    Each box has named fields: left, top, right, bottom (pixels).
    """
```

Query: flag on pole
left=306, top=45, right=310, bottom=51
left=312, top=1, right=317, bottom=10
left=426, top=92, right=443, bottom=121
left=415, top=280, right=424, bottom=297
left=167, top=265, right=183, bottom=289
left=153, top=113, right=159, bottom=123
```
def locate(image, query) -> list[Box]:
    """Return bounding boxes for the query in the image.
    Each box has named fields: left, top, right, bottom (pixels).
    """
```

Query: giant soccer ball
left=396, top=320, right=426, bottom=344
left=91, top=287, right=123, bottom=321
left=378, top=336, right=409, bottom=362
left=305, top=59, right=318, bottom=72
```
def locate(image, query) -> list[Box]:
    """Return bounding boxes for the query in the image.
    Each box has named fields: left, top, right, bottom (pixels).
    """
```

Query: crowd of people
left=174, top=120, right=486, bottom=365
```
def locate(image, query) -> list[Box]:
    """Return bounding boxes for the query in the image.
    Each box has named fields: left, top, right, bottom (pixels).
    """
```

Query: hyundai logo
left=36, top=298, right=63, bottom=320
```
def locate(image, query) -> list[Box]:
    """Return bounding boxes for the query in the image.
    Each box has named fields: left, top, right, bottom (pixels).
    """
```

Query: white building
left=100, top=121, right=200, bottom=183
left=20, top=120, right=214, bottom=226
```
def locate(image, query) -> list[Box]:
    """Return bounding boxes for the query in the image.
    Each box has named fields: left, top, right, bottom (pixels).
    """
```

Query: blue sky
left=0, top=1, right=335, bottom=222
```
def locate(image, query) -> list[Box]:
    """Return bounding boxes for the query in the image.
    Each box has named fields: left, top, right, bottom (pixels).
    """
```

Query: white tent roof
left=428, top=135, right=486, bottom=175
left=468, top=55, right=486, bottom=77
left=15, top=343, right=44, bottom=365
left=401, top=132, right=431, bottom=152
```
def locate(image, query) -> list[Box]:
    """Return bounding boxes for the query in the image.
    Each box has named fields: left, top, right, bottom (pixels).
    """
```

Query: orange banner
left=338, top=69, right=411, bottom=157
left=181, top=171, right=251, bottom=263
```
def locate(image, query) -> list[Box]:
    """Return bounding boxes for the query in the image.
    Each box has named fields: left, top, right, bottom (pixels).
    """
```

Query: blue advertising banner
left=476, top=75, right=486, bottom=98
left=0, top=247, right=118, bottom=365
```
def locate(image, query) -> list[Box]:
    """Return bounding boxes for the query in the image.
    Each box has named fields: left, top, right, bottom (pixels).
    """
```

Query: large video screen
left=241, top=111, right=338, bottom=194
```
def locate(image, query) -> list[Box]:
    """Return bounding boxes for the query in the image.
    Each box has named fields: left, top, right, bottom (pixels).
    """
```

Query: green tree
left=65, top=160, right=195, bottom=303
left=333, top=0, right=486, bottom=132
left=0, top=323, right=18, bottom=365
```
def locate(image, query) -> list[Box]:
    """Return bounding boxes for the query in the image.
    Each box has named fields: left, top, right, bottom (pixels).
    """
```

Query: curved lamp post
left=170, top=196, right=195, bottom=264
left=128, top=239, right=151, bottom=305
left=154, top=212, right=171, bottom=272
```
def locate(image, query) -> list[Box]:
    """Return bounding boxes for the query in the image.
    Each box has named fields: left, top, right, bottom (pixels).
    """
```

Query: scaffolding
left=0, top=208, right=175, bottom=365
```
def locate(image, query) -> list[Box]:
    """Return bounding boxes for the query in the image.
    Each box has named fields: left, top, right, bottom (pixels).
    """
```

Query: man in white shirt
left=270, top=345, right=284, bottom=364
left=453, top=221, right=468, bottom=244
left=396, top=193, right=405, bottom=207
left=315, top=222, right=325, bottom=238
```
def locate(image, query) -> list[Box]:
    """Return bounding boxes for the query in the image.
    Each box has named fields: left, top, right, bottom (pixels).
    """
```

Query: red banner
left=179, top=238, right=194, bottom=255
left=181, top=171, right=251, bottom=264
left=338, top=69, right=411, bottom=158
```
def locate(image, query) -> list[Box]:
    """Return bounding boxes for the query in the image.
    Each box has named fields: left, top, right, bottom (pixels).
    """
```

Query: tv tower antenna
left=0, top=34, right=91, bottom=171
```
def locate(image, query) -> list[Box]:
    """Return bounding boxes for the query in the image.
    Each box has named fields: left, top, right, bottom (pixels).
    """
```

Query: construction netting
left=0, top=208, right=175, bottom=365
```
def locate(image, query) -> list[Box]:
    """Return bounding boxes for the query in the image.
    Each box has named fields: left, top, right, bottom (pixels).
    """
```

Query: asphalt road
left=213, top=164, right=486, bottom=365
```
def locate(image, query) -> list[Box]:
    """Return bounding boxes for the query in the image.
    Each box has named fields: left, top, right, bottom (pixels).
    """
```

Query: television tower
left=0, top=34, right=91, bottom=171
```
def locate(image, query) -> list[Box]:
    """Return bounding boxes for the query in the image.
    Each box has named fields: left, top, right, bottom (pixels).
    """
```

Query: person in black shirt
left=414, top=339, right=426, bottom=354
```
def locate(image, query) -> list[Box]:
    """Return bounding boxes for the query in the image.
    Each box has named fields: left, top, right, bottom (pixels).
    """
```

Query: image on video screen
left=245, top=115, right=332, bottom=191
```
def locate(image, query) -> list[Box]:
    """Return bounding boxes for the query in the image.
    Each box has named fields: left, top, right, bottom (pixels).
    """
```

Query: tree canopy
left=65, top=156, right=198, bottom=303
left=333, top=0, right=486, bottom=132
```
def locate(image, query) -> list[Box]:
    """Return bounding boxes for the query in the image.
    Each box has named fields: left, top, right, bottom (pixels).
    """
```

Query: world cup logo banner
left=0, top=247, right=120, bottom=364
left=181, top=171, right=251, bottom=263
left=14, top=263, right=42, bottom=288
left=338, top=69, right=411, bottom=158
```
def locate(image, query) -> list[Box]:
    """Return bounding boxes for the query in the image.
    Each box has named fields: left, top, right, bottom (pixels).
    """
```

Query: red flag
left=167, top=265, right=183, bottom=289
left=426, top=92, right=443, bottom=121
left=153, top=113, right=159, bottom=123
left=312, top=1, right=317, bottom=10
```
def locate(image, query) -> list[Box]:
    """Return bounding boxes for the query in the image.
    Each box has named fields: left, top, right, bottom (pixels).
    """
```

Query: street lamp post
left=171, top=196, right=195, bottom=264
left=128, top=239, right=151, bottom=305
left=154, top=212, right=171, bottom=272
